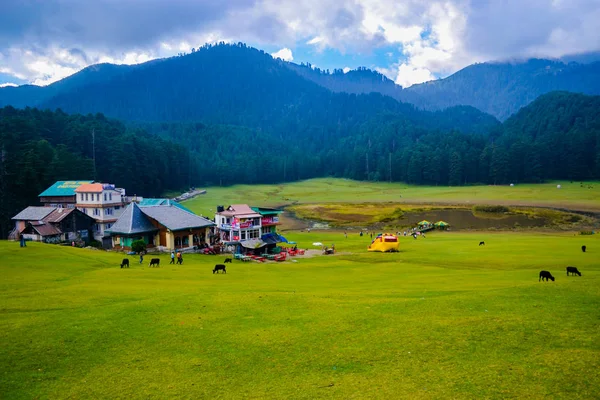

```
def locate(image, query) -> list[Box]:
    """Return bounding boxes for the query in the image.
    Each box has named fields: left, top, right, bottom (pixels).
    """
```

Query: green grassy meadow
left=184, top=178, right=600, bottom=217
left=1, top=231, right=599, bottom=399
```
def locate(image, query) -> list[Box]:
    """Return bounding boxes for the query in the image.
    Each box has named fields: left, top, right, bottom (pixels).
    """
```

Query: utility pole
left=389, top=152, right=392, bottom=183
left=92, top=128, right=96, bottom=181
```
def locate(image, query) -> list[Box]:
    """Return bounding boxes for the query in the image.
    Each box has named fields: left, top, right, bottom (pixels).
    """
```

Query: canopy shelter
left=240, top=238, right=267, bottom=249
left=434, top=221, right=449, bottom=227
left=260, top=232, right=288, bottom=244
left=417, top=220, right=431, bottom=226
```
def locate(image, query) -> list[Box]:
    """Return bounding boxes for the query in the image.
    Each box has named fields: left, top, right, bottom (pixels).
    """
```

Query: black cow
left=566, top=266, right=582, bottom=276
left=581, top=245, right=586, bottom=253
left=120, top=259, right=129, bottom=268
left=224, top=257, right=233, bottom=263
left=149, top=258, right=160, bottom=268
left=479, top=241, right=485, bottom=246
left=539, top=270, right=555, bottom=282
left=213, top=264, right=226, bottom=274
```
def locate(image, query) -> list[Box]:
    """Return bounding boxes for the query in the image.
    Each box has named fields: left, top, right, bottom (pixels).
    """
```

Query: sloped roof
left=141, top=205, right=215, bottom=231
left=139, top=198, right=193, bottom=213
left=218, top=204, right=261, bottom=218
left=12, top=206, right=56, bottom=221
left=39, top=181, right=93, bottom=197
left=29, top=223, right=62, bottom=236
left=106, top=203, right=158, bottom=235
left=43, top=208, right=75, bottom=223
left=251, top=207, right=283, bottom=215
left=75, top=183, right=104, bottom=193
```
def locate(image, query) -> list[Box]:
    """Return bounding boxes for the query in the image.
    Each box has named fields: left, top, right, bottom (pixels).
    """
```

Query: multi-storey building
left=38, top=180, right=93, bottom=208
left=214, top=204, right=283, bottom=243
left=75, top=183, right=128, bottom=244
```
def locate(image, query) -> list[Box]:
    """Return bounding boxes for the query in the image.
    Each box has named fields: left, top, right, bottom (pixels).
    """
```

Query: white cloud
left=0, top=83, right=18, bottom=88
left=0, top=0, right=598, bottom=87
left=342, top=67, right=351, bottom=73
left=272, top=47, right=293, bottom=61
left=395, top=63, right=435, bottom=87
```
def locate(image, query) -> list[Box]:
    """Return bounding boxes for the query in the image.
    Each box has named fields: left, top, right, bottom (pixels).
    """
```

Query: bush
left=131, top=239, right=147, bottom=254
left=89, top=240, right=103, bottom=249
left=580, top=231, right=594, bottom=235
left=473, top=205, right=510, bottom=213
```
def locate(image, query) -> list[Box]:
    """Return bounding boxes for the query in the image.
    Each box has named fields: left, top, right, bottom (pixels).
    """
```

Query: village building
left=108, top=202, right=215, bottom=251
left=38, top=180, right=93, bottom=208
left=75, top=183, right=128, bottom=245
left=214, top=205, right=286, bottom=253
left=11, top=206, right=95, bottom=243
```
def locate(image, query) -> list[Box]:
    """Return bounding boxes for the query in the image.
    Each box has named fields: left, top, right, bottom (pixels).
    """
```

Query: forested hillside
left=0, top=107, right=193, bottom=237
left=403, top=59, right=600, bottom=120
left=3, top=43, right=599, bottom=124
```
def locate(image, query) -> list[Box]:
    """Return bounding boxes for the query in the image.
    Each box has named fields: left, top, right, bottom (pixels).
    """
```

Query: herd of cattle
left=118, top=242, right=589, bottom=279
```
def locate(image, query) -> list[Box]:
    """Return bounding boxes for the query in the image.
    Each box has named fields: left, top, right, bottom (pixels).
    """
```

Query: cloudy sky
left=1, top=0, right=599, bottom=88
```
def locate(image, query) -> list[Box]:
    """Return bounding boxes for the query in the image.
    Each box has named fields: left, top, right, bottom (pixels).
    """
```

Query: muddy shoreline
left=279, top=202, right=599, bottom=232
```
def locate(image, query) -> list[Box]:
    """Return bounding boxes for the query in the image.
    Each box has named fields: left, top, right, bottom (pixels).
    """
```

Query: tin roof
left=106, top=203, right=158, bottom=235
left=39, top=181, right=93, bottom=197
left=75, top=183, right=104, bottom=193
left=138, top=198, right=193, bottom=213
left=218, top=204, right=261, bottom=218
left=12, top=206, right=56, bottom=221
left=43, top=208, right=76, bottom=223
left=141, top=205, right=215, bottom=231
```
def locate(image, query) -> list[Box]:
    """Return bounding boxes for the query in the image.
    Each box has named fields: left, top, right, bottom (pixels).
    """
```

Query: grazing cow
left=479, top=241, right=485, bottom=246
left=539, top=270, right=555, bottom=282
left=120, top=259, right=129, bottom=268
left=566, top=266, right=582, bottom=276
left=224, top=257, right=233, bottom=263
left=581, top=245, right=586, bottom=253
left=149, top=258, right=160, bottom=268
left=213, top=264, right=226, bottom=274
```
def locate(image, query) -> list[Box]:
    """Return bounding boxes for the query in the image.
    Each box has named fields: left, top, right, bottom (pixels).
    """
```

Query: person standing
left=139, top=252, right=144, bottom=264
left=19, top=233, right=26, bottom=247
left=170, top=251, right=175, bottom=264
left=176, top=251, right=183, bottom=264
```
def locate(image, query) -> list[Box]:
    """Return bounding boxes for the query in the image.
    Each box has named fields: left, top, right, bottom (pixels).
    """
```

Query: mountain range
left=1, top=43, right=599, bottom=121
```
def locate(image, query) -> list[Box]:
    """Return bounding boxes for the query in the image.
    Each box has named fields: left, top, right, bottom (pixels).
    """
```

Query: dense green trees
left=0, top=107, right=190, bottom=237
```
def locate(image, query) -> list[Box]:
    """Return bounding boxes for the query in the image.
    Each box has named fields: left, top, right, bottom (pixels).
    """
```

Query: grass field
left=1, top=231, right=599, bottom=399
left=183, top=178, right=600, bottom=217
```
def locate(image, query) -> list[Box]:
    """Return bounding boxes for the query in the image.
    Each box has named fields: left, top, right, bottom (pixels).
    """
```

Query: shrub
left=580, top=231, right=594, bottom=235
left=473, top=205, right=509, bottom=213
left=89, top=240, right=103, bottom=249
left=131, top=239, right=147, bottom=254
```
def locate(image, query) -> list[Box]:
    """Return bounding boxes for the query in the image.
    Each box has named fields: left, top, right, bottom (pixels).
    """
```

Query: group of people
left=170, top=251, right=183, bottom=264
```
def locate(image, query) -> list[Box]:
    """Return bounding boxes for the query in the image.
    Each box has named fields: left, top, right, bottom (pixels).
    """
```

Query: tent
left=367, top=233, right=399, bottom=252
left=417, top=220, right=431, bottom=226
left=434, top=221, right=449, bottom=229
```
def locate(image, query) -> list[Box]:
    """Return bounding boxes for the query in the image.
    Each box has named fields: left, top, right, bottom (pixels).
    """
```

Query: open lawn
left=183, top=178, right=600, bottom=217
left=1, top=232, right=599, bottom=399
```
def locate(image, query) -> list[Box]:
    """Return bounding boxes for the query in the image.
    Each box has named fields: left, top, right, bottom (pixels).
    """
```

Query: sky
left=1, top=0, right=599, bottom=88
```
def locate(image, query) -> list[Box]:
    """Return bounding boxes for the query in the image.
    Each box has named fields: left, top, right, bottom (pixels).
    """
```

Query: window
left=95, top=224, right=100, bottom=232
left=115, top=206, right=120, bottom=210
left=85, top=193, right=88, bottom=201
left=105, top=223, right=112, bottom=229
left=248, top=229, right=260, bottom=239
left=104, top=193, right=107, bottom=201
left=109, top=193, right=112, bottom=201
left=241, top=231, right=246, bottom=240
left=105, top=208, right=113, bottom=216
left=94, top=208, right=100, bottom=216
left=97, top=194, right=100, bottom=201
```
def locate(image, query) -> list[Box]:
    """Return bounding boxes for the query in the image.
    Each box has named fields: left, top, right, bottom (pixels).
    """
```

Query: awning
left=240, top=239, right=267, bottom=249
left=260, top=233, right=288, bottom=244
